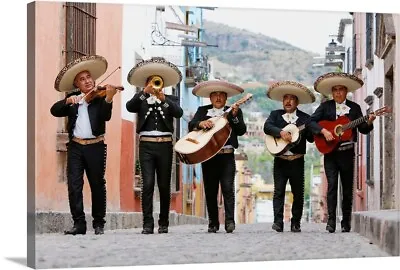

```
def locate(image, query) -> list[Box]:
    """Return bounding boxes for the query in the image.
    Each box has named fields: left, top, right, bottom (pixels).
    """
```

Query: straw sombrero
left=127, top=57, right=182, bottom=88
left=54, top=55, right=108, bottom=92
left=267, top=81, right=315, bottom=104
left=314, top=72, right=363, bottom=97
left=192, top=80, right=244, bottom=98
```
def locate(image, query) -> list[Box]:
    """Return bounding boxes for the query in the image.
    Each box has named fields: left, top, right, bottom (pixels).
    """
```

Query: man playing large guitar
left=264, top=81, right=315, bottom=233
left=307, top=72, right=376, bottom=233
left=188, top=80, right=247, bottom=233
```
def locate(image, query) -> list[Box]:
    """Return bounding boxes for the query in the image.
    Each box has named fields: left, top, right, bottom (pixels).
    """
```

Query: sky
left=202, top=7, right=352, bottom=56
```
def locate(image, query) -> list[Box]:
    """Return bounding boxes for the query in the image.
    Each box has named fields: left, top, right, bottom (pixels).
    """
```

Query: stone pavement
left=35, top=222, right=391, bottom=269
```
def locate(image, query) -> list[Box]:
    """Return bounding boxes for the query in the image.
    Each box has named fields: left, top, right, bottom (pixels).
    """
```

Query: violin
left=84, top=85, right=124, bottom=103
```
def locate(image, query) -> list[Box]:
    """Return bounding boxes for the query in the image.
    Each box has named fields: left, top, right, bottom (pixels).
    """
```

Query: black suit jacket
left=263, top=109, right=314, bottom=154
left=126, top=90, right=183, bottom=134
left=188, top=105, right=247, bottom=148
left=50, top=92, right=113, bottom=140
left=307, top=99, right=373, bottom=142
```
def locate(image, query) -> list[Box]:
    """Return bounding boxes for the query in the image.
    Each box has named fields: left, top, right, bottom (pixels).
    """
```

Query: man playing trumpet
left=126, top=57, right=183, bottom=234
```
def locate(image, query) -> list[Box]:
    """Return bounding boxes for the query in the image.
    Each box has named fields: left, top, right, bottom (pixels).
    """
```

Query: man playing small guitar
left=307, top=72, right=376, bottom=233
left=263, top=81, right=316, bottom=233
left=188, top=80, right=247, bottom=233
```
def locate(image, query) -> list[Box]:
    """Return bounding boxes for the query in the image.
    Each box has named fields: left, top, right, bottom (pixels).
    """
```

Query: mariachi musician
left=50, top=55, right=120, bottom=235
left=307, top=72, right=375, bottom=233
left=263, top=81, right=315, bottom=233
left=188, top=80, right=247, bottom=233
left=125, top=57, right=183, bottom=234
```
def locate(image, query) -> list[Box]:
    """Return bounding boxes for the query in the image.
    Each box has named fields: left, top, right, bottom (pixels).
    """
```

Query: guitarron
left=174, top=93, right=253, bottom=164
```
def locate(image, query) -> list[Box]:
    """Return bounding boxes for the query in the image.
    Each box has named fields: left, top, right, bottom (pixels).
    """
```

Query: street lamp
left=192, top=57, right=208, bottom=82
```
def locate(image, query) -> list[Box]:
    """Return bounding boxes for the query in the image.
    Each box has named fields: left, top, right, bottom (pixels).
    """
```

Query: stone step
left=32, top=211, right=208, bottom=234
left=352, top=209, right=400, bottom=256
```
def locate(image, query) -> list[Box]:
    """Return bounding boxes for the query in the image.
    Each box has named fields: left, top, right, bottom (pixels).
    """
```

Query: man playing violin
left=188, top=80, right=246, bottom=233
left=264, top=81, right=315, bottom=233
left=50, top=55, right=118, bottom=235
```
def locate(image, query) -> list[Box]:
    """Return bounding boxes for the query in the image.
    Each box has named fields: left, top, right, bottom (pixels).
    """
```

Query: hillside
left=202, top=20, right=335, bottom=86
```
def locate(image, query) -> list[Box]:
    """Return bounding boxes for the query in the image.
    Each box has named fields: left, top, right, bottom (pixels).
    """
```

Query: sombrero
left=54, top=55, right=108, bottom=92
left=192, top=80, right=244, bottom=98
left=267, top=81, right=315, bottom=104
left=127, top=57, right=182, bottom=88
left=314, top=72, right=364, bottom=97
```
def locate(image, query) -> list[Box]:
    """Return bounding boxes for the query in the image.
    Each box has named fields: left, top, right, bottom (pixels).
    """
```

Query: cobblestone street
left=35, top=222, right=391, bottom=269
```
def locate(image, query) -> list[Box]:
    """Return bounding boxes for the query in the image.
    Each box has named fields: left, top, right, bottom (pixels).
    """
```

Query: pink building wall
left=34, top=2, right=126, bottom=212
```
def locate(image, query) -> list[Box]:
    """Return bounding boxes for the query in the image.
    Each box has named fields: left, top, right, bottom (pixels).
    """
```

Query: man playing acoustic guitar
left=264, top=81, right=316, bottom=233
left=307, top=72, right=376, bottom=233
left=188, top=80, right=247, bottom=233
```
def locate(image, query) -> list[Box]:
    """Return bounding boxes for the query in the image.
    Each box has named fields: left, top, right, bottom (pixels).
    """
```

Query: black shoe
left=141, top=227, right=154, bottom=234
left=341, top=220, right=351, bottom=232
left=272, top=223, right=283, bottom=232
left=326, top=220, right=336, bottom=233
left=225, top=223, right=235, bottom=233
left=290, top=223, right=301, bottom=233
left=208, top=226, right=218, bottom=233
left=158, top=226, right=168, bottom=234
left=94, top=227, right=104, bottom=235
left=64, top=226, right=86, bottom=235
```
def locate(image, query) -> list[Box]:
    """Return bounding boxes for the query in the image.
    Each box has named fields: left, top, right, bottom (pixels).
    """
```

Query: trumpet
left=149, top=75, right=164, bottom=91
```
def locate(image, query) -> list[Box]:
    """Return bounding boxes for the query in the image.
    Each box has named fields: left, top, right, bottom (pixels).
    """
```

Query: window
left=65, top=2, right=97, bottom=63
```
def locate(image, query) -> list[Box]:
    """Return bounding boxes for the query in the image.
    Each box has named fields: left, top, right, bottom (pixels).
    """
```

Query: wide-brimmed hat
left=54, top=55, right=108, bottom=92
left=267, top=81, right=315, bottom=104
left=127, top=57, right=182, bottom=88
left=314, top=72, right=364, bottom=96
left=192, top=80, right=244, bottom=98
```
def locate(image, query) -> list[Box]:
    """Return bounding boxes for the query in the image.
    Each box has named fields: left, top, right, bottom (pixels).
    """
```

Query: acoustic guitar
left=174, top=93, right=253, bottom=165
left=265, top=123, right=305, bottom=156
left=314, top=106, right=391, bottom=154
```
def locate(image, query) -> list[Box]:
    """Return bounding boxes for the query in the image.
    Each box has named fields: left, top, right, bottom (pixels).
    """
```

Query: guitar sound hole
left=335, top=126, right=343, bottom=136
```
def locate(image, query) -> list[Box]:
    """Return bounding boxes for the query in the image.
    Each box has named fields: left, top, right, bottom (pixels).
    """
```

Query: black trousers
left=139, top=141, right=173, bottom=228
left=67, top=141, right=107, bottom=229
left=201, top=153, right=236, bottom=227
left=324, top=148, right=355, bottom=223
left=272, top=156, right=305, bottom=225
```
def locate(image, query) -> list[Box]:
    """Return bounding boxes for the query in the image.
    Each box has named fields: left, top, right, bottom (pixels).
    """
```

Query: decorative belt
left=337, top=144, right=354, bottom=152
left=218, top=148, right=234, bottom=154
left=72, top=136, right=105, bottom=145
left=140, top=136, right=173, bottom=143
left=278, top=153, right=304, bottom=161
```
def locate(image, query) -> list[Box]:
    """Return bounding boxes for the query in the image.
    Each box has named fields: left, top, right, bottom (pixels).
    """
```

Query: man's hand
left=144, top=84, right=154, bottom=95
left=280, top=130, right=292, bottom=142
left=155, top=91, right=165, bottom=102
left=367, top=113, right=376, bottom=125
left=66, top=95, right=83, bottom=104
left=199, top=120, right=214, bottom=129
left=321, top=128, right=334, bottom=141
left=230, top=104, right=239, bottom=117
left=104, top=84, right=118, bottom=103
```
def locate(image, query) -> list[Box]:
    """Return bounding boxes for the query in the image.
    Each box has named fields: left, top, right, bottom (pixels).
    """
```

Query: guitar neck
left=223, top=94, right=253, bottom=116
left=342, top=115, right=369, bottom=131
left=298, top=124, right=305, bottom=131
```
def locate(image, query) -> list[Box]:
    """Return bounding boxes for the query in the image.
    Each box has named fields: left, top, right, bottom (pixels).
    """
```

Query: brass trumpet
left=149, top=75, right=164, bottom=91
